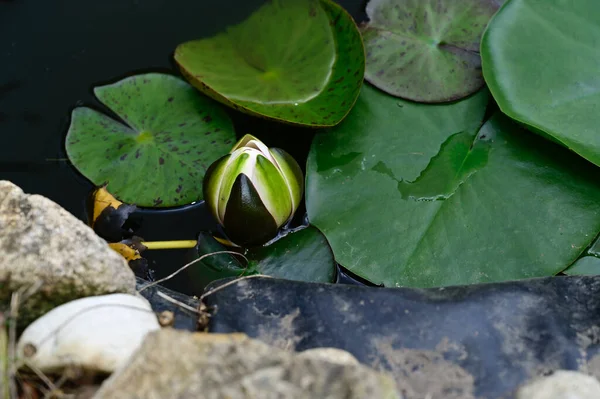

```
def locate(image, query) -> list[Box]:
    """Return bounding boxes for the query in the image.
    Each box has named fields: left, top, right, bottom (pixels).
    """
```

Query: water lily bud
left=203, top=134, right=304, bottom=247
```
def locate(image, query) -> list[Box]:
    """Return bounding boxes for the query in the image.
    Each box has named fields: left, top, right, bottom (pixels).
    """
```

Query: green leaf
left=246, top=226, right=336, bottom=283
left=563, top=257, right=600, bottom=276
left=589, top=236, right=600, bottom=257
left=175, top=0, right=364, bottom=127
left=482, top=0, right=600, bottom=167
left=66, top=73, right=235, bottom=207
left=191, top=227, right=335, bottom=286
left=186, top=232, right=249, bottom=292
left=361, top=0, right=500, bottom=102
left=306, top=85, right=600, bottom=287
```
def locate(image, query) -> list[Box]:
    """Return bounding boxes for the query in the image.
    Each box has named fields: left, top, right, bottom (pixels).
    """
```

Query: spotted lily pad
left=66, top=73, right=235, bottom=207
left=174, top=0, right=364, bottom=127
left=361, top=0, right=501, bottom=102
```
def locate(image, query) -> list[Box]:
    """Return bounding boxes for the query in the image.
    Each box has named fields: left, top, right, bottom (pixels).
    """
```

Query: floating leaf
left=175, top=0, right=364, bottom=127
left=361, top=0, right=500, bottom=102
left=189, top=227, right=335, bottom=290
left=563, top=257, right=600, bottom=276
left=482, top=0, right=600, bottom=167
left=109, top=237, right=154, bottom=280
left=246, top=226, right=335, bottom=283
left=66, top=73, right=236, bottom=207
left=87, top=186, right=139, bottom=242
left=590, top=236, right=600, bottom=257
left=306, top=85, right=600, bottom=287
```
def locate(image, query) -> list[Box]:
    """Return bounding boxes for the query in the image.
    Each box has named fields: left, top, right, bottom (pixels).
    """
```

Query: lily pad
left=590, top=236, right=600, bottom=257
left=361, top=0, right=500, bottom=102
left=482, top=0, right=600, bottom=167
left=174, top=0, right=364, bottom=127
left=306, top=85, right=600, bottom=287
left=66, top=73, right=235, bottom=207
left=246, top=227, right=336, bottom=283
left=190, top=227, right=335, bottom=289
left=563, top=257, right=600, bottom=276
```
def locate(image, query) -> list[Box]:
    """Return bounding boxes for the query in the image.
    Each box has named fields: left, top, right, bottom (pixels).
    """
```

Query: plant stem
left=0, top=313, right=9, bottom=399
left=141, top=240, right=198, bottom=250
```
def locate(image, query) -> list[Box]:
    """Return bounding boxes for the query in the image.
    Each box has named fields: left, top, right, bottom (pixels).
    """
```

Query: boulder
left=0, top=181, right=136, bottom=323
left=17, top=293, right=160, bottom=373
left=93, top=329, right=401, bottom=399
left=516, top=370, right=600, bottom=399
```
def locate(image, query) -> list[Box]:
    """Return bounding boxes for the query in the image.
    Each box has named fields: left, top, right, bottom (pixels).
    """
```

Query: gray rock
left=0, top=181, right=136, bottom=323
left=93, top=329, right=401, bottom=399
left=297, top=347, right=360, bottom=366
left=516, top=370, right=600, bottom=399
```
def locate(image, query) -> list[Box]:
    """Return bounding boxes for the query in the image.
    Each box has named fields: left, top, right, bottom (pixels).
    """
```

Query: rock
left=17, top=294, right=160, bottom=373
left=0, top=181, right=136, bottom=323
left=93, top=329, right=401, bottom=399
left=516, top=370, right=600, bottom=399
left=298, top=347, right=360, bottom=366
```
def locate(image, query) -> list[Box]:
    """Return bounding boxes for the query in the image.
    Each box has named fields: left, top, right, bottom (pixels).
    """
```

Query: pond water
left=0, top=0, right=369, bottom=294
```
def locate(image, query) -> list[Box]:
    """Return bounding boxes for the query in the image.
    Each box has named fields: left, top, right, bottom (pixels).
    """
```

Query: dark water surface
left=0, top=0, right=367, bottom=294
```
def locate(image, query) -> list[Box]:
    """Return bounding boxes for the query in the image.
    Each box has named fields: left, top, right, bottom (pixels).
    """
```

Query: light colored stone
left=17, top=294, right=160, bottom=373
left=0, top=181, right=136, bottom=323
left=93, top=329, right=401, bottom=399
left=516, top=370, right=600, bottom=399
left=298, top=347, right=360, bottom=366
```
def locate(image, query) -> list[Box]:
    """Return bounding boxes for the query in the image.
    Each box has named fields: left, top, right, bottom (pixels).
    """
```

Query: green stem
left=141, top=240, right=198, bottom=250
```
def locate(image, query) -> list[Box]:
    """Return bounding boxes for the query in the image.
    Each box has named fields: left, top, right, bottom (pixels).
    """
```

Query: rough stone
left=17, top=294, right=160, bottom=373
left=516, top=370, right=600, bottom=399
left=297, top=347, right=360, bottom=366
left=0, top=181, right=136, bottom=323
left=93, top=329, right=401, bottom=399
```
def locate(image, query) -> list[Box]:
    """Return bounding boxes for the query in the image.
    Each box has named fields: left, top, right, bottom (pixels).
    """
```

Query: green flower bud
left=203, top=134, right=304, bottom=247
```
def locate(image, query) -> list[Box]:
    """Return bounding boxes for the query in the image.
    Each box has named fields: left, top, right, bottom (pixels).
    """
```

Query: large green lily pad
left=66, top=73, right=235, bottom=207
left=306, top=85, right=600, bottom=287
left=482, top=0, right=600, bottom=167
left=361, top=0, right=500, bottom=102
left=175, top=0, right=364, bottom=127
left=190, top=227, right=335, bottom=288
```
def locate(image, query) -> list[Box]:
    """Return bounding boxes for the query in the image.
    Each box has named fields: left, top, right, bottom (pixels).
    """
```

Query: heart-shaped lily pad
left=482, top=0, right=600, bottom=167
left=174, top=0, right=365, bottom=127
left=306, top=85, right=600, bottom=287
left=66, top=73, right=236, bottom=207
left=361, top=0, right=501, bottom=102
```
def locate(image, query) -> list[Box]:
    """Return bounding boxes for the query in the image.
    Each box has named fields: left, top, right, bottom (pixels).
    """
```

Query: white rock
left=17, top=294, right=160, bottom=373
left=516, top=370, right=600, bottom=399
